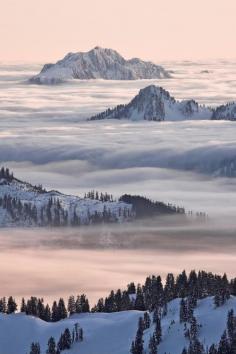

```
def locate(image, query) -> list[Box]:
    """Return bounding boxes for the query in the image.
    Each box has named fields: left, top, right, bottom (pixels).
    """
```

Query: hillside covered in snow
left=1, top=269, right=236, bottom=354
left=89, top=85, right=212, bottom=122
left=29, top=47, right=170, bottom=84
left=0, top=168, right=184, bottom=227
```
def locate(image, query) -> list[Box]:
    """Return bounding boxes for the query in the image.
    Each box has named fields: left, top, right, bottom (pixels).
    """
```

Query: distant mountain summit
left=29, top=47, right=171, bottom=84
left=90, top=85, right=212, bottom=121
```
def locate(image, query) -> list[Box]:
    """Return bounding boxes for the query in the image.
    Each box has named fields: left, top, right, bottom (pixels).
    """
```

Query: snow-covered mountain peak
left=90, top=85, right=212, bottom=121
left=29, top=48, right=170, bottom=84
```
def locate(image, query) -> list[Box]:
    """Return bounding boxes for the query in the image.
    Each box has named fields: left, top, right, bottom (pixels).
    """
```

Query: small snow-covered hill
left=29, top=47, right=170, bottom=84
left=0, top=170, right=133, bottom=227
left=90, top=85, right=212, bottom=122
left=0, top=296, right=235, bottom=354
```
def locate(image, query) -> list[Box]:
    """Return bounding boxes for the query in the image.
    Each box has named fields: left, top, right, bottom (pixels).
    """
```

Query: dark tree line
left=119, top=194, right=185, bottom=218
left=92, top=270, right=234, bottom=314
left=0, top=295, right=89, bottom=322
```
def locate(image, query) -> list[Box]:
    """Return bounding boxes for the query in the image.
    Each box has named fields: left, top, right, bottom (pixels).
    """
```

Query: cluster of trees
left=0, top=295, right=89, bottom=322
left=89, top=104, right=127, bottom=121
left=0, top=296, right=17, bottom=314
left=29, top=323, right=83, bottom=354
left=119, top=194, right=185, bottom=218
left=130, top=310, right=162, bottom=354
left=84, top=190, right=114, bottom=202
left=99, top=270, right=230, bottom=315
left=92, top=270, right=235, bottom=314
left=0, top=167, right=14, bottom=181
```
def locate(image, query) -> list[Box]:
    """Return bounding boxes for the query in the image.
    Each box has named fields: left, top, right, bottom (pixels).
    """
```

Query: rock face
left=29, top=47, right=171, bottom=84
left=90, top=85, right=212, bottom=121
left=212, top=103, right=236, bottom=120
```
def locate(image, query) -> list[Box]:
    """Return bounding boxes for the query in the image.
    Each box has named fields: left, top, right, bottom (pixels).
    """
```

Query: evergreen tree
left=130, top=317, right=144, bottom=354
left=144, top=312, right=151, bottom=329
left=7, top=296, right=17, bottom=314
left=154, top=315, right=162, bottom=345
left=180, top=298, right=188, bottom=323
left=29, top=342, right=41, bottom=354
left=0, top=297, right=6, bottom=313
left=79, top=328, right=83, bottom=341
left=218, top=330, right=230, bottom=354
left=46, top=337, right=57, bottom=354
left=208, top=344, right=217, bottom=354
left=148, top=334, right=157, bottom=354
left=51, top=301, right=59, bottom=322
left=68, top=295, right=76, bottom=315
left=20, top=298, right=27, bottom=313
left=57, top=298, right=67, bottom=319
left=135, top=285, right=145, bottom=311
left=189, top=316, right=198, bottom=341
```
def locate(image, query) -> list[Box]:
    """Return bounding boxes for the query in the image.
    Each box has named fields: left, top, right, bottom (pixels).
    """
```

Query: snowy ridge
left=1, top=296, right=236, bottom=354
left=29, top=47, right=170, bottom=84
left=90, top=85, right=212, bottom=121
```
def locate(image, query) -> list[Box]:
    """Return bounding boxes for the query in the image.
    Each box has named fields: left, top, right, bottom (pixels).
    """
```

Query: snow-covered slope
left=90, top=85, right=212, bottom=121
left=212, top=102, right=236, bottom=120
left=1, top=296, right=235, bottom=354
left=29, top=47, right=170, bottom=84
left=0, top=174, right=133, bottom=227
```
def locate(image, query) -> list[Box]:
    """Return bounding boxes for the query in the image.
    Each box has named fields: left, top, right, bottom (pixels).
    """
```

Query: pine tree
left=208, top=344, right=218, bottom=354
left=0, top=297, right=6, bottom=313
left=51, top=301, right=59, bottom=322
left=144, top=312, right=151, bottom=329
left=189, top=316, right=198, bottom=341
left=7, top=296, right=17, bottom=314
left=29, top=342, right=41, bottom=354
left=227, top=309, right=235, bottom=343
left=148, top=334, right=157, bottom=354
left=79, top=328, right=83, bottom=341
left=20, top=298, right=27, bottom=313
left=218, top=330, right=230, bottom=354
left=180, top=298, right=188, bottom=323
left=135, top=285, right=145, bottom=311
left=46, top=337, right=57, bottom=354
left=68, top=295, right=76, bottom=315
left=57, top=298, right=67, bottom=319
left=130, top=317, right=144, bottom=354
left=154, top=315, right=162, bottom=345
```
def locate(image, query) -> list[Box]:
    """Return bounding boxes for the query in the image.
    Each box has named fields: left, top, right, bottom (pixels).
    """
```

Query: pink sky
left=1, top=0, right=236, bottom=62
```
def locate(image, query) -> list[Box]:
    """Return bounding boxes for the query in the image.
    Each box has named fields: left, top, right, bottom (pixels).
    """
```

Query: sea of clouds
left=0, top=60, right=236, bottom=300
left=0, top=60, right=236, bottom=216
